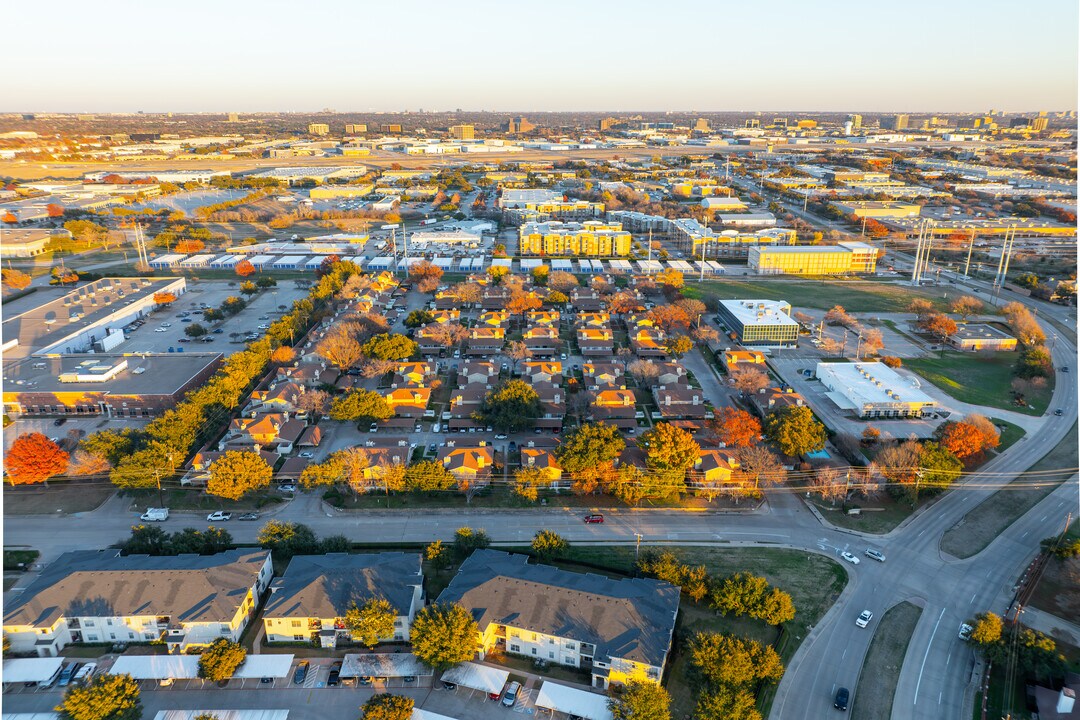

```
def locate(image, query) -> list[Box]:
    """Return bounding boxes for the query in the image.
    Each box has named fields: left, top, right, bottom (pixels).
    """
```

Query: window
left=109, top=634, right=116, bottom=640
left=86, top=635, right=98, bottom=642
left=106, top=619, right=113, bottom=625
left=128, top=632, right=135, bottom=639
left=510, top=644, right=520, bottom=653
left=531, top=648, right=537, bottom=656
left=84, top=620, right=95, bottom=627
left=291, top=620, right=302, bottom=628
left=565, top=642, right=576, bottom=650
left=549, top=652, right=554, bottom=659
left=293, top=634, right=305, bottom=641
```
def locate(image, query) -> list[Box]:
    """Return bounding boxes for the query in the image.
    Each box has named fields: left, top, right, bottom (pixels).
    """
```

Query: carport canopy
left=1, top=658, right=64, bottom=684
left=231, top=654, right=294, bottom=678
left=411, top=711, right=457, bottom=720
left=153, top=712, right=289, bottom=720
left=438, top=662, right=508, bottom=694
left=536, top=681, right=614, bottom=720
left=4, top=714, right=60, bottom=720
left=341, top=653, right=432, bottom=678
left=109, top=655, right=200, bottom=680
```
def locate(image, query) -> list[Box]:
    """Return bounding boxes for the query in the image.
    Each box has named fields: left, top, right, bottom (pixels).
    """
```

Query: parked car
left=327, top=662, right=342, bottom=686
left=442, top=680, right=457, bottom=690
left=53, top=417, right=67, bottom=426
left=856, top=610, right=873, bottom=628
left=584, top=514, right=605, bottom=524
left=238, top=512, right=259, bottom=521
left=292, top=661, right=309, bottom=685
left=834, top=687, right=850, bottom=711
left=864, top=549, right=886, bottom=562
left=140, top=508, right=169, bottom=522
left=502, top=681, right=521, bottom=707
left=207, top=511, right=232, bottom=522
left=299, top=451, right=314, bottom=458
left=73, top=662, right=96, bottom=685
left=58, top=662, right=80, bottom=687
left=279, top=484, right=297, bottom=493
left=958, top=623, right=974, bottom=641
left=494, top=434, right=508, bottom=440
left=840, top=551, right=860, bottom=565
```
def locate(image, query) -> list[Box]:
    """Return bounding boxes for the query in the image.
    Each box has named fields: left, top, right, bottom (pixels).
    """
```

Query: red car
left=584, top=514, right=604, bottom=524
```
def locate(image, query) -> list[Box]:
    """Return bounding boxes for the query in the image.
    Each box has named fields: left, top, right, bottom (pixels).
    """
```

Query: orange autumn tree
left=6, top=433, right=69, bottom=485
left=934, top=416, right=1000, bottom=460
left=2, top=268, right=32, bottom=290
left=271, top=346, right=296, bottom=364
left=709, top=407, right=762, bottom=448
left=235, top=259, right=255, bottom=277
left=175, top=239, right=205, bottom=253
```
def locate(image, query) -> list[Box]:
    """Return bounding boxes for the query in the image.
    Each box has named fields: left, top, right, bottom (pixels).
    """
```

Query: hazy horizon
left=5, top=0, right=1077, bottom=113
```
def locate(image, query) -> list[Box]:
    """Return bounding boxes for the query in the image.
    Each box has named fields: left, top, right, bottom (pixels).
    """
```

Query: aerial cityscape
left=1, top=3, right=1077, bottom=720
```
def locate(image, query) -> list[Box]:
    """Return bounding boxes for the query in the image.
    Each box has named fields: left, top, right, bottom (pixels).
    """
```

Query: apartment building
left=439, top=551, right=679, bottom=690
left=748, top=241, right=878, bottom=275
left=308, top=123, right=330, bottom=135
left=449, top=124, right=475, bottom=140
left=717, top=299, right=799, bottom=347
left=262, top=553, right=423, bottom=648
left=3, top=550, right=272, bottom=656
left=519, top=221, right=632, bottom=257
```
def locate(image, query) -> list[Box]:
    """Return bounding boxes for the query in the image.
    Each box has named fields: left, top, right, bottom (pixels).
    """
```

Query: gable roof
left=4, top=550, right=270, bottom=629
left=263, top=553, right=422, bottom=620
left=439, top=550, right=678, bottom=668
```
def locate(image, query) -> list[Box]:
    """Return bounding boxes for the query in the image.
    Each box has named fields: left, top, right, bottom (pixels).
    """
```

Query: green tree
left=453, top=526, right=491, bottom=556
left=404, top=310, right=435, bottom=328
left=531, top=530, right=569, bottom=559
left=759, top=587, right=796, bottom=625
left=257, top=520, right=320, bottom=559
left=56, top=673, right=142, bottom=720
left=329, top=389, right=394, bottom=422
left=255, top=276, right=277, bottom=289
left=405, top=460, right=456, bottom=492
left=410, top=603, right=480, bottom=671
left=425, top=539, right=451, bottom=571
left=556, top=422, right=625, bottom=474
left=609, top=680, right=672, bottom=720
left=360, top=694, right=414, bottom=720
left=207, top=450, right=273, bottom=501
left=344, top=597, right=396, bottom=648
left=918, top=441, right=963, bottom=492
left=686, top=632, right=784, bottom=688
left=184, top=323, right=208, bottom=338
left=639, top=422, right=700, bottom=474
left=239, top=281, right=258, bottom=297
left=168, top=527, right=234, bottom=556
left=694, top=686, right=761, bottom=720
left=81, top=428, right=139, bottom=465
left=477, top=379, right=541, bottom=431
left=197, top=638, right=246, bottom=682
left=118, top=525, right=171, bottom=556
left=763, top=406, right=826, bottom=457
left=710, top=572, right=769, bottom=617
left=361, top=333, right=418, bottom=360
left=969, top=612, right=1003, bottom=645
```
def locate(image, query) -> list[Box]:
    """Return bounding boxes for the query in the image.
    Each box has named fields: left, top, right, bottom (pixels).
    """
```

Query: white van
left=140, top=508, right=169, bottom=522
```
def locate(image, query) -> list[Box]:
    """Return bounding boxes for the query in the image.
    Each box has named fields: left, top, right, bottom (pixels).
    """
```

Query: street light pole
left=634, top=533, right=643, bottom=563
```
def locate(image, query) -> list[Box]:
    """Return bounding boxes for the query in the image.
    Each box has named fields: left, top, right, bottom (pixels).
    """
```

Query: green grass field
left=852, top=602, right=923, bottom=720
left=906, top=352, right=1052, bottom=416
left=682, top=279, right=953, bottom=313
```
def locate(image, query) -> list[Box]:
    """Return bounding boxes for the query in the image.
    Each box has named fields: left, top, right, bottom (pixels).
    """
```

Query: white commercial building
left=815, top=361, right=937, bottom=419
left=716, top=299, right=799, bottom=347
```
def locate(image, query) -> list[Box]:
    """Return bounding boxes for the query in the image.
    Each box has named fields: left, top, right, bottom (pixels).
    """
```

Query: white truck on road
left=139, top=508, right=169, bottom=522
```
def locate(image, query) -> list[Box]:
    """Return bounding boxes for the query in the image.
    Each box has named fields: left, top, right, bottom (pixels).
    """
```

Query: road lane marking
left=914, top=607, right=946, bottom=703
left=947, top=651, right=952, bottom=667
left=970, top=593, right=976, bottom=605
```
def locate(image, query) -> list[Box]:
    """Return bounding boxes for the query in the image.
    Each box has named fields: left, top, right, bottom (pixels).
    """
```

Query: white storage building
left=814, top=361, right=937, bottom=419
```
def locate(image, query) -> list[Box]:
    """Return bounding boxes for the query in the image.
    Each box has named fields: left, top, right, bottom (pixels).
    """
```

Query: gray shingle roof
left=438, top=550, right=679, bottom=667
left=262, top=553, right=422, bottom=619
left=3, top=549, right=270, bottom=628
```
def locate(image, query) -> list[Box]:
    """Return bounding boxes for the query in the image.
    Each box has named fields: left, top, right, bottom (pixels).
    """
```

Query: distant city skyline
left=5, top=0, right=1077, bottom=113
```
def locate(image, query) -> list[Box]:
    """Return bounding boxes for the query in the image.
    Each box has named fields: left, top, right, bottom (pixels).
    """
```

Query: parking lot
left=120, top=281, right=309, bottom=354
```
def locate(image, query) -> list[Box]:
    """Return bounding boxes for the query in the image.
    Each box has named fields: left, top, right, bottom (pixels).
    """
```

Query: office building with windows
left=749, top=241, right=878, bottom=275
left=717, top=299, right=799, bottom=347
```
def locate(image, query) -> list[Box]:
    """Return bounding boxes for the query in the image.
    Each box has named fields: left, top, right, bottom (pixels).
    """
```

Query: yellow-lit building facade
left=749, top=241, right=878, bottom=275
left=519, top=221, right=632, bottom=257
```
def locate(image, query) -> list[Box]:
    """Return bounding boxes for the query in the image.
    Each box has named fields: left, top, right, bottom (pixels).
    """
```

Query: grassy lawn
left=852, top=602, right=923, bottom=720
left=992, top=418, right=1027, bottom=451
left=60, top=645, right=115, bottom=659
left=905, top=352, right=1052, bottom=416
left=981, top=660, right=1031, bottom=720
left=3, top=549, right=40, bottom=570
left=941, top=422, right=1078, bottom=559
left=1028, top=521, right=1080, bottom=621
left=683, top=279, right=951, bottom=313
left=3, top=483, right=115, bottom=515
left=125, top=488, right=286, bottom=513
left=551, top=545, right=847, bottom=719
left=810, top=493, right=940, bottom=535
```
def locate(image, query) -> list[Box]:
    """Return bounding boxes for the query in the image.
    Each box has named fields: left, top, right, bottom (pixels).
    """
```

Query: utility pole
left=963, top=228, right=975, bottom=277
left=634, top=533, right=643, bottom=563
left=153, top=470, right=164, bottom=508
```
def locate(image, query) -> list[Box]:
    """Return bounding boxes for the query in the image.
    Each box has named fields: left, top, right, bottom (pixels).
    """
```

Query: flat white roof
left=535, top=681, right=614, bottom=720
left=439, top=661, right=509, bottom=694
left=3, top=714, right=60, bottom=720
left=340, top=653, right=432, bottom=678
left=815, top=361, right=936, bottom=407
left=109, top=655, right=200, bottom=680
left=719, top=299, right=797, bottom=326
left=1, top=658, right=64, bottom=683
left=232, top=654, right=294, bottom=678
left=411, top=711, right=457, bottom=720
left=154, top=712, right=288, bottom=720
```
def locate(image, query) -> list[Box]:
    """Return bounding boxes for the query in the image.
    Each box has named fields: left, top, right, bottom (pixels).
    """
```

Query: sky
left=5, top=0, right=1078, bottom=113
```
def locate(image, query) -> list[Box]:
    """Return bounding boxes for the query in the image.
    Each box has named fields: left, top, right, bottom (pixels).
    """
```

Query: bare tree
left=811, top=466, right=848, bottom=504
left=297, top=390, right=332, bottom=416
left=735, top=445, right=787, bottom=493
left=316, top=324, right=364, bottom=370
left=731, top=367, right=770, bottom=396
left=628, top=359, right=661, bottom=387
left=504, top=341, right=532, bottom=372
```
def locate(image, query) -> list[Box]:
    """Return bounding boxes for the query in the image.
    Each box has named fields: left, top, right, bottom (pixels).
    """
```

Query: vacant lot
left=941, top=422, right=1077, bottom=559
left=555, top=545, right=847, bottom=719
left=906, top=352, right=1052, bottom=416
left=684, top=279, right=951, bottom=313
left=3, top=483, right=115, bottom=515
left=852, top=601, right=923, bottom=720
left=1028, top=521, right=1080, bottom=621
left=810, top=492, right=940, bottom=535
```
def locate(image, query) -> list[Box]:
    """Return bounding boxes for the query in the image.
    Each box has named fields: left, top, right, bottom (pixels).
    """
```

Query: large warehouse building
left=716, top=299, right=799, bottom=347
left=748, top=241, right=879, bottom=275
left=815, top=361, right=937, bottom=418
